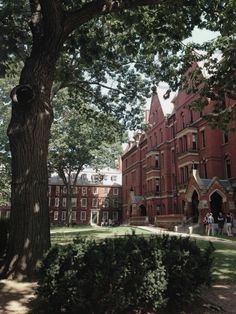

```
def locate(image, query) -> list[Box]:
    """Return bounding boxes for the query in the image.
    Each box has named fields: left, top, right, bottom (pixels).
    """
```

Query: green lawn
left=50, top=225, right=236, bottom=285
left=50, top=225, right=151, bottom=244
left=196, top=240, right=236, bottom=285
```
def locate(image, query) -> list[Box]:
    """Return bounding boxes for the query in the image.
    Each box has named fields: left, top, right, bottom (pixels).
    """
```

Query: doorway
left=210, top=192, right=223, bottom=221
left=191, top=190, right=199, bottom=223
left=91, top=211, right=99, bottom=225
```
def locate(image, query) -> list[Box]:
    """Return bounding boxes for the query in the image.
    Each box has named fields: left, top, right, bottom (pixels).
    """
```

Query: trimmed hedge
left=37, top=235, right=214, bottom=313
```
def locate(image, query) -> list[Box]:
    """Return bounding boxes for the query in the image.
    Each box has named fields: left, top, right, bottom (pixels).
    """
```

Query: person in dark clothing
left=217, top=212, right=225, bottom=235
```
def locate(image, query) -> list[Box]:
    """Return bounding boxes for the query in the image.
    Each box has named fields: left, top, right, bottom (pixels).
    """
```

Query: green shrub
left=37, top=235, right=214, bottom=313
left=0, top=218, right=9, bottom=257
left=150, top=235, right=215, bottom=306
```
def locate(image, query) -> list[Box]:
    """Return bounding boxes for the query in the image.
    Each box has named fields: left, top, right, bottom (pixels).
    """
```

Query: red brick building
left=122, top=86, right=236, bottom=228
left=49, top=167, right=122, bottom=225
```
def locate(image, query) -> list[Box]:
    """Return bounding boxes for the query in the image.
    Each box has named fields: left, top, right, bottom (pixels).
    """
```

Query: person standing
left=203, top=213, right=209, bottom=234
left=226, top=212, right=233, bottom=236
left=207, top=213, right=215, bottom=236
left=217, top=212, right=225, bottom=235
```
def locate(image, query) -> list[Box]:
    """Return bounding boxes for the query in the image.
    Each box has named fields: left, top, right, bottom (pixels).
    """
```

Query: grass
left=196, top=239, right=236, bottom=285
left=50, top=225, right=151, bottom=244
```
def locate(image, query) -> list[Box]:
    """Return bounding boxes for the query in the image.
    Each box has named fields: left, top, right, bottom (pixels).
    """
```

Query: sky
left=149, top=27, right=219, bottom=115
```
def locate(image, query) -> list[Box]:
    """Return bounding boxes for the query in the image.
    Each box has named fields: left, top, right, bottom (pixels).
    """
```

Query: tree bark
left=1, top=43, right=59, bottom=279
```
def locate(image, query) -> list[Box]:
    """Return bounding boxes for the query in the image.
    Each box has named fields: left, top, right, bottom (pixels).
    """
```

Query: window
left=6, top=211, right=10, bottom=219
left=226, top=158, right=232, bottom=178
left=80, top=211, right=86, bottom=221
left=55, top=197, right=59, bottom=207
left=103, top=211, right=109, bottom=220
left=93, top=186, right=98, bottom=194
left=62, top=186, right=67, bottom=194
left=54, top=211, right=58, bottom=220
left=223, top=131, right=229, bottom=144
left=55, top=186, right=60, bottom=195
left=113, top=211, right=118, bottom=221
left=203, top=161, right=208, bottom=179
left=71, top=198, right=77, bottom=208
left=81, top=173, right=88, bottom=181
left=48, top=186, right=51, bottom=195
left=73, top=186, right=77, bottom=194
left=201, top=130, right=206, bottom=148
left=92, top=198, right=98, bottom=208
left=61, top=211, right=66, bottom=221
left=161, top=153, right=164, bottom=168
left=62, top=198, right=67, bottom=208
left=91, top=175, right=99, bottom=182
left=72, top=211, right=77, bottom=221
left=113, top=188, right=118, bottom=195
left=105, top=198, right=109, bottom=207
left=179, top=138, right=183, bottom=153
left=160, top=129, right=163, bottom=143
left=155, top=155, right=159, bottom=168
left=192, top=133, right=197, bottom=150
left=190, top=110, right=193, bottom=123
left=82, top=187, right=87, bottom=195
left=183, top=135, right=187, bottom=152
left=113, top=199, right=118, bottom=208
left=181, top=112, right=185, bottom=128
left=156, top=178, right=160, bottom=192
left=81, top=198, right=87, bottom=207
left=111, top=176, right=117, bottom=182
left=104, top=187, right=109, bottom=194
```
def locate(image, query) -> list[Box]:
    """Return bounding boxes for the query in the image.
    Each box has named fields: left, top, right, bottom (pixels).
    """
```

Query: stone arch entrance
left=191, top=190, right=199, bottom=223
left=210, top=191, right=223, bottom=221
left=140, top=204, right=147, bottom=216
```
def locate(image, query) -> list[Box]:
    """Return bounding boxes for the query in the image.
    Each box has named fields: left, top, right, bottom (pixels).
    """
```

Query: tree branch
left=38, top=0, right=64, bottom=34
left=64, top=0, right=161, bottom=36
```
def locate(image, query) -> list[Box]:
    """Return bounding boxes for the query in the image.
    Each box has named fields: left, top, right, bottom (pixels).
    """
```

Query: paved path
left=137, top=225, right=236, bottom=246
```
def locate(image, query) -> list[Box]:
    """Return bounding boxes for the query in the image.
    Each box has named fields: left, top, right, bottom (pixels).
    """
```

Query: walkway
left=137, top=225, right=236, bottom=246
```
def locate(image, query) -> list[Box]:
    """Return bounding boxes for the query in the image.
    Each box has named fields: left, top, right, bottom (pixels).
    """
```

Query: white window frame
left=72, top=211, right=77, bottom=221
left=55, top=186, right=60, bottom=195
left=113, top=187, right=118, bottom=195
left=104, top=187, right=109, bottom=194
left=81, top=198, right=87, bottom=208
left=102, top=211, right=109, bottom=220
left=113, top=198, right=118, bottom=208
left=55, top=197, right=59, bottom=207
left=80, top=211, right=86, bottom=221
left=71, top=198, right=77, bottom=208
left=93, top=186, right=98, bottom=194
left=54, top=211, right=58, bottom=220
left=92, top=198, right=98, bottom=208
left=62, top=198, right=67, bottom=208
left=82, top=187, right=87, bottom=195
left=104, top=198, right=109, bottom=208
left=61, top=211, right=66, bottom=221
left=62, top=186, right=67, bottom=194
left=111, top=176, right=117, bottom=182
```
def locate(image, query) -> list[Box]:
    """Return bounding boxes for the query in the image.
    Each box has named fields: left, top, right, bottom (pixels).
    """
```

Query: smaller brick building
left=49, top=167, right=122, bottom=226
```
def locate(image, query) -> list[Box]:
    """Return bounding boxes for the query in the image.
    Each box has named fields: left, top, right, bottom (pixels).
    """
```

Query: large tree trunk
left=1, top=48, right=58, bottom=279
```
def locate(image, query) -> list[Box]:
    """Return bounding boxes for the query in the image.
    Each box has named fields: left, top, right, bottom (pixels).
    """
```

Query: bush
left=37, top=235, right=214, bottom=313
left=0, top=218, right=9, bottom=257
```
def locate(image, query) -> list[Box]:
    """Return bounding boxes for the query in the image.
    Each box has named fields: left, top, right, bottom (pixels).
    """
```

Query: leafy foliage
left=37, top=235, right=214, bottom=313
left=1, top=1, right=235, bottom=130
